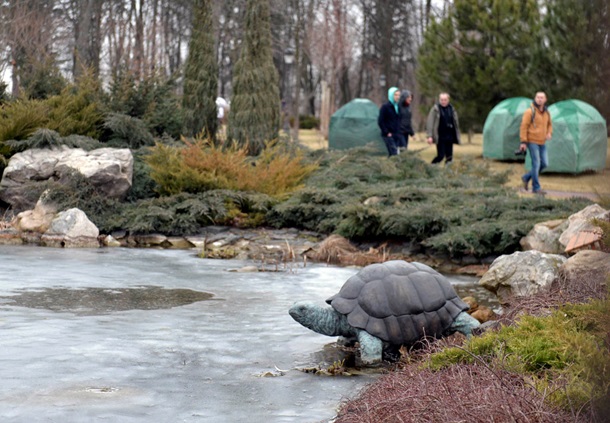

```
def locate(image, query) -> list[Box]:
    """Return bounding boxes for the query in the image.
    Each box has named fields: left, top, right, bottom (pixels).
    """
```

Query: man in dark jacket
left=398, top=89, right=414, bottom=151
left=426, top=92, right=461, bottom=164
left=378, top=87, right=405, bottom=156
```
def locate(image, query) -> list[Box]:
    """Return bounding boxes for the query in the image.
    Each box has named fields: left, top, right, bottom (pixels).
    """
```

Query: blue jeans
left=522, top=143, right=548, bottom=192
left=383, top=133, right=406, bottom=156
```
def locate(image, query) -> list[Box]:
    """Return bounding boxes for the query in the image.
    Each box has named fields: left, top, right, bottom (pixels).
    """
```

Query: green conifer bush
left=227, top=0, right=280, bottom=155
left=107, top=72, right=184, bottom=139
left=45, top=72, right=104, bottom=138
left=6, top=128, right=62, bottom=150
left=267, top=147, right=591, bottom=258
left=21, top=58, right=67, bottom=100
left=125, top=149, right=159, bottom=202
left=0, top=99, right=49, bottom=143
left=102, top=113, right=155, bottom=148
left=5, top=130, right=103, bottom=153
left=182, top=0, right=218, bottom=139
left=112, top=191, right=273, bottom=235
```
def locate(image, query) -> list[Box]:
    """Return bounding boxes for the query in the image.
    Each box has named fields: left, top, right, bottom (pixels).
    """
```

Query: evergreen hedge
left=267, top=147, right=590, bottom=258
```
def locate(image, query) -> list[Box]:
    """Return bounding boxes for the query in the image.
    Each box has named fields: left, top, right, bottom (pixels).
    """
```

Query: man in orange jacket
left=519, top=91, right=553, bottom=194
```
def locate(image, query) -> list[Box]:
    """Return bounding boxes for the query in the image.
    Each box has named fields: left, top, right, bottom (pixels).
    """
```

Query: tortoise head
left=289, top=301, right=352, bottom=337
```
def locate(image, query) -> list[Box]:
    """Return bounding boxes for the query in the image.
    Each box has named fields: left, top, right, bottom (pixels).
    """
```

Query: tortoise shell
left=326, top=260, right=469, bottom=345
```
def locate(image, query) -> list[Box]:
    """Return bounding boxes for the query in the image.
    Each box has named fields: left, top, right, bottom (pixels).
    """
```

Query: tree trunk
left=320, top=79, right=333, bottom=139
left=11, top=59, right=19, bottom=97
left=132, top=0, right=145, bottom=80
left=291, top=0, right=302, bottom=142
left=74, top=0, right=104, bottom=79
left=149, top=0, right=159, bottom=74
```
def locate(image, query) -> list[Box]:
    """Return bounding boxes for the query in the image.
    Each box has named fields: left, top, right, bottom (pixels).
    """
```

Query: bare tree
left=0, top=0, right=57, bottom=97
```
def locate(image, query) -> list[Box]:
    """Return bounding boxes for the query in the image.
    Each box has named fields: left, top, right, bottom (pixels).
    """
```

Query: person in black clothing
left=426, top=92, right=461, bottom=164
left=378, top=87, right=405, bottom=156
left=398, top=89, right=414, bottom=151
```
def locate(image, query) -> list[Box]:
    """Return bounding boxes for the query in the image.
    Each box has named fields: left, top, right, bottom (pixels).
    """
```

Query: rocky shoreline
left=2, top=200, right=608, bottom=279
left=0, top=219, right=492, bottom=276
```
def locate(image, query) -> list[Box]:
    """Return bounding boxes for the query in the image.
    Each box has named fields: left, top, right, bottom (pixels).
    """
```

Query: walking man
left=426, top=92, right=461, bottom=164
left=520, top=91, right=553, bottom=194
left=378, top=87, right=405, bottom=156
left=399, top=89, right=415, bottom=151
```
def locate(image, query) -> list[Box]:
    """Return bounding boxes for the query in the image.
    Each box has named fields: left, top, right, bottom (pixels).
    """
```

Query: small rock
left=184, top=236, right=207, bottom=249
left=456, top=264, right=489, bottom=277
left=209, top=234, right=241, bottom=248
left=41, top=234, right=100, bottom=248
left=0, top=228, right=24, bottom=245
left=13, top=195, right=58, bottom=233
left=134, top=234, right=167, bottom=246
left=363, top=196, right=383, bottom=206
left=103, top=235, right=122, bottom=247
left=111, top=230, right=127, bottom=240
left=46, top=208, right=99, bottom=239
left=462, top=296, right=496, bottom=323
left=235, top=266, right=259, bottom=273
left=520, top=219, right=567, bottom=254
left=558, top=204, right=608, bottom=250
left=164, top=237, right=196, bottom=249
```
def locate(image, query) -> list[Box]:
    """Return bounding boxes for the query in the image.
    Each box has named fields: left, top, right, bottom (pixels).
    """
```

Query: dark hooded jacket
left=426, top=103, right=461, bottom=145
left=378, top=87, right=401, bottom=137
left=398, top=90, right=414, bottom=136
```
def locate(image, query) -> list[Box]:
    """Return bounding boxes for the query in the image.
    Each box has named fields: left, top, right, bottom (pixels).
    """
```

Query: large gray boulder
left=480, top=251, right=567, bottom=304
left=41, top=208, right=100, bottom=248
left=0, top=147, right=133, bottom=211
left=558, top=204, right=608, bottom=251
left=520, top=219, right=567, bottom=254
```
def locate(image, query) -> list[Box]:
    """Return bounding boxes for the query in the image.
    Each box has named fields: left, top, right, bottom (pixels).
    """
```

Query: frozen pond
left=0, top=246, right=495, bottom=422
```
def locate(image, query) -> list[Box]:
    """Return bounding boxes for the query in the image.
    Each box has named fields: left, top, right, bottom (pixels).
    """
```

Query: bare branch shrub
left=335, top=362, right=583, bottom=423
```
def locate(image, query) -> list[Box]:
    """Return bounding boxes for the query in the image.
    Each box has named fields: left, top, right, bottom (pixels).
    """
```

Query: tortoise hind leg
left=356, top=330, right=383, bottom=365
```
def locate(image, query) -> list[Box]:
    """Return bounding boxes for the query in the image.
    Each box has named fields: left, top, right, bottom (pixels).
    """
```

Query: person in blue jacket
left=378, top=87, right=405, bottom=156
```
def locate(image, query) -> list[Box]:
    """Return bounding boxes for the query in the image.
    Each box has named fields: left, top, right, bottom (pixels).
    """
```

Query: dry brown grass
left=305, top=234, right=403, bottom=267
left=298, top=128, right=327, bottom=150
left=335, top=362, right=583, bottom=423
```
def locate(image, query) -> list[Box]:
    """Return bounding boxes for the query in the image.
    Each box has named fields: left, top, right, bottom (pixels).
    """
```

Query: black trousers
left=431, top=138, right=454, bottom=164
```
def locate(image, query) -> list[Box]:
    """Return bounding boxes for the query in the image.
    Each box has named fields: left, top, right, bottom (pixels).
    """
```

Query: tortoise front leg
left=356, top=330, right=383, bottom=365
left=451, top=311, right=481, bottom=337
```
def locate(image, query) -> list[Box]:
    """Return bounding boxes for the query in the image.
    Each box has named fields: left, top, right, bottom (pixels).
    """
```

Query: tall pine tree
left=228, top=0, right=280, bottom=155
left=538, top=0, right=610, bottom=124
left=417, top=0, right=541, bottom=133
left=182, top=0, right=218, bottom=139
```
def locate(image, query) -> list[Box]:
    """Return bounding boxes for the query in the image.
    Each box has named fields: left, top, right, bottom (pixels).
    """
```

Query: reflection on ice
left=1, top=286, right=214, bottom=315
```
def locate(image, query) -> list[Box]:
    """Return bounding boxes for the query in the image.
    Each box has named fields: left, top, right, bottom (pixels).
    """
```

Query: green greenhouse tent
left=328, top=98, right=385, bottom=153
left=525, top=99, right=608, bottom=173
left=483, top=97, right=532, bottom=160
